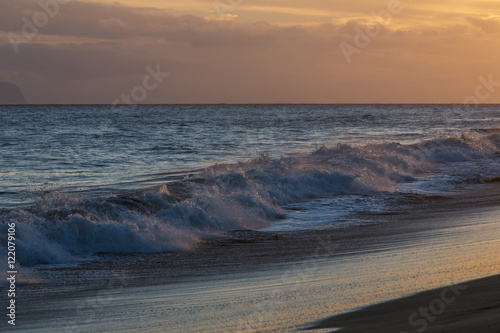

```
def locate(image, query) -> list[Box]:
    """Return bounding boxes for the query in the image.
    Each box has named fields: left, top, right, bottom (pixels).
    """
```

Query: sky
left=1, top=0, right=500, bottom=104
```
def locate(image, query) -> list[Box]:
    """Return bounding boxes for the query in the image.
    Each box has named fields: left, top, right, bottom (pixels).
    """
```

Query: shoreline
left=304, top=273, right=500, bottom=333
left=27, top=180, right=500, bottom=282
left=300, top=182, right=500, bottom=333
left=7, top=181, right=500, bottom=332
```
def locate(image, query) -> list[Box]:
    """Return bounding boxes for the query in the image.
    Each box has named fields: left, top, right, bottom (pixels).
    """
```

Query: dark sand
left=305, top=274, right=500, bottom=333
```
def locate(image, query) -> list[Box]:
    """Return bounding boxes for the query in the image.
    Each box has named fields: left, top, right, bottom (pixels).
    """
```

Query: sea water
left=1, top=104, right=499, bottom=266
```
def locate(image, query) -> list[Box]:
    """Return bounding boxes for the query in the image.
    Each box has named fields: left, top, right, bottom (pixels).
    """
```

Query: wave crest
left=1, top=130, right=499, bottom=266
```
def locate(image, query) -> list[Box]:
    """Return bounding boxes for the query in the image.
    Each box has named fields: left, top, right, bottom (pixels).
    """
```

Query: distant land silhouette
left=0, top=82, right=27, bottom=104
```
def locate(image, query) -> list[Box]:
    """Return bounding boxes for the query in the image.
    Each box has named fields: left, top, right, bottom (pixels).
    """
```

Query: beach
left=1, top=105, right=500, bottom=332
left=8, top=180, right=500, bottom=332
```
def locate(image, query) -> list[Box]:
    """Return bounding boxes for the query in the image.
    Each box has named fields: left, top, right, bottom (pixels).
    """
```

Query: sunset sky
left=1, top=0, right=500, bottom=104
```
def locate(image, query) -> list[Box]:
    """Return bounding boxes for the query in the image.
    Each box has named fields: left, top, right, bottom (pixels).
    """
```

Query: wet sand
left=305, top=274, right=500, bottom=333
left=7, top=182, right=500, bottom=332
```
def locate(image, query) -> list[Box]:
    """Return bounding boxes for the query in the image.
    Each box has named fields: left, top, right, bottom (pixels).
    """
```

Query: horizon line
left=1, top=103, right=500, bottom=106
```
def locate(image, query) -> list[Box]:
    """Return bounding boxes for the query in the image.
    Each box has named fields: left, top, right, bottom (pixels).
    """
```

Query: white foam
left=1, top=130, right=499, bottom=266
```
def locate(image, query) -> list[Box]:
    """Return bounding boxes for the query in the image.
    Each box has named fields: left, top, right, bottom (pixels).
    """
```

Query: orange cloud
left=466, top=15, right=500, bottom=33
left=1, top=0, right=500, bottom=104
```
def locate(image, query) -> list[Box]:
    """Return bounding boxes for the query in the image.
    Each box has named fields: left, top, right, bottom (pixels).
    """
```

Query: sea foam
left=1, top=131, right=499, bottom=266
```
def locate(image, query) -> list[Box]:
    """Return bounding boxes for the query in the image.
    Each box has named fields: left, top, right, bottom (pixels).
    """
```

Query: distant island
left=0, top=82, right=27, bottom=104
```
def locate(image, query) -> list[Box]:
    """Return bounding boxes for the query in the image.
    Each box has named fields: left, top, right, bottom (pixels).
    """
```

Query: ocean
left=1, top=104, right=500, bottom=267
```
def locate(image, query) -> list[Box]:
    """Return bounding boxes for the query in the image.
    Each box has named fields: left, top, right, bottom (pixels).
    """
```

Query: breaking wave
left=1, top=131, right=499, bottom=266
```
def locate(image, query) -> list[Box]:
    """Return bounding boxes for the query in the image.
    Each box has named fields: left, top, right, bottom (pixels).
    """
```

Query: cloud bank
left=0, top=0, right=499, bottom=103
